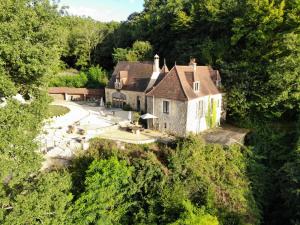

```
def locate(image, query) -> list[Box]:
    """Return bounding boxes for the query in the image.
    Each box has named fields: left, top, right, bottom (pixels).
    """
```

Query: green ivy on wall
left=212, top=100, right=217, bottom=127
left=205, top=98, right=218, bottom=129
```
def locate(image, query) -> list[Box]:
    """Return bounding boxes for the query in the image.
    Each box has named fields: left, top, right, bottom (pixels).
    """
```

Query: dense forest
left=0, top=0, right=299, bottom=225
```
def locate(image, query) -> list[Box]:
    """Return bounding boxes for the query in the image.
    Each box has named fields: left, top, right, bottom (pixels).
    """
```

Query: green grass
left=48, top=105, right=70, bottom=118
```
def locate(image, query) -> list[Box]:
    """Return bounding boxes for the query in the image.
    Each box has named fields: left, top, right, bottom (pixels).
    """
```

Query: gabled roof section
left=146, top=67, right=188, bottom=101
left=147, top=65, right=221, bottom=101
left=107, top=61, right=154, bottom=92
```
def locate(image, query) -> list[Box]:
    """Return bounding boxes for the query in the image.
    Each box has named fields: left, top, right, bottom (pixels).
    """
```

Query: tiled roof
left=48, top=87, right=104, bottom=95
left=146, top=65, right=221, bottom=101
left=146, top=67, right=188, bottom=101
left=107, top=61, right=154, bottom=92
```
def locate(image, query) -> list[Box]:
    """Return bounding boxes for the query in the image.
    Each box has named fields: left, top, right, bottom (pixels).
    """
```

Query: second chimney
left=154, top=54, right=160, bottom=73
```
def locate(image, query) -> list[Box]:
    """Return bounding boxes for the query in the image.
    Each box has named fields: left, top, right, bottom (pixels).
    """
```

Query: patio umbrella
left=128, top=111, right=132, bottom=122
left=100, top=97, right=104, bottom=107
left=140, top=113, right=158, bottom=120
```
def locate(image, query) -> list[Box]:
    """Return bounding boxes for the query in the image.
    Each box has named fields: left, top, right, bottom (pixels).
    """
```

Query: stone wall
left=147, top=96, right=188, bottom=137
left=105, top=88, right=146, bottom=112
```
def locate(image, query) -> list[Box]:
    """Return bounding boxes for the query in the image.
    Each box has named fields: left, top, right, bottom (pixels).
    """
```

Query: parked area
left=201, top=124, right=249, bottom=146
left=38, top=100, right=174, bottom=170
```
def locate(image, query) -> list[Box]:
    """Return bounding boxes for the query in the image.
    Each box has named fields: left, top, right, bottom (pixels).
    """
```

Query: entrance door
left=112, top=92, right=126, bottom=108
left=137, top=96, right=141, bottom=111
left=112, top=98, right=125, bottom=108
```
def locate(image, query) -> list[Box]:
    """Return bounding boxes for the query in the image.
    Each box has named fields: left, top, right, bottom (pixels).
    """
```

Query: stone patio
left=39, top=100, right=172, bottom=170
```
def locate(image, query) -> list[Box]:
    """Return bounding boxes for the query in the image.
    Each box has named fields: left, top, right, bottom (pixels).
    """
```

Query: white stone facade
left=147, top=94, right=222, bottom=137
left=186, top=94, right=222, bottom=134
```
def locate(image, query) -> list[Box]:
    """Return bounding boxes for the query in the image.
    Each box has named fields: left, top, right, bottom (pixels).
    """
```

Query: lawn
left=48, top=105, right=70, bottom=118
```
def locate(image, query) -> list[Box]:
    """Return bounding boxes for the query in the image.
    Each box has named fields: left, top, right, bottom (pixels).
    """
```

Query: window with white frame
left=193, top=81, right=200, bottom=92
left=163, top=101, right=170, bottom=114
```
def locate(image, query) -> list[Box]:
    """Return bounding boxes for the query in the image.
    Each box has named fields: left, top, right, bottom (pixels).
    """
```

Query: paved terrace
left=38, top=101, right=174, bottom=170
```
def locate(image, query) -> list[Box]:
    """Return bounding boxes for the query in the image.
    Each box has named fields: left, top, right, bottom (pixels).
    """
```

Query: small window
left=163, top=101, right=170, bottom=114
left=193, top=81, right=200, bottom=92
left=164, top=123, right=167, bottom=129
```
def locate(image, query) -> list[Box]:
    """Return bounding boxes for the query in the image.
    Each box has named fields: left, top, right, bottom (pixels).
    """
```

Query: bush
left=49, top=72, right=88, bottom=88
left=86, top=66, right=109, bottom=88
left=49, top=66, right=109, bottom=88
left=123, top=104, right=132, bottom=111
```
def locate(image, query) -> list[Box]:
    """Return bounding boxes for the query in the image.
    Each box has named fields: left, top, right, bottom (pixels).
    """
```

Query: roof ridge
left=174, top=66, right=189, bottom=100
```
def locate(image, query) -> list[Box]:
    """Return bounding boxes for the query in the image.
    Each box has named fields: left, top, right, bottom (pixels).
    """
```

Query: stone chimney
left=154, top=54, right=160, bottom=73
left=189, top=58, right=197, bottom=81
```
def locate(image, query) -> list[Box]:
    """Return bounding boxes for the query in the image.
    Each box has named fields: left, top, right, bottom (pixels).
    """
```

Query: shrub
left=86, top=66, right=109, bottom=88
left=123, top=104, right=132, bottom=111
left=49, top=66, right=108, bottom=88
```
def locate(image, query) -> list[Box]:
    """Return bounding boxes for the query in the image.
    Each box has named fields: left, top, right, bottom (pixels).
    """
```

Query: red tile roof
left=48, top=87, right=104, bottom=95
left=146, top=65, right=221, bottom=101
left=107, top=61, right=154, bottom=92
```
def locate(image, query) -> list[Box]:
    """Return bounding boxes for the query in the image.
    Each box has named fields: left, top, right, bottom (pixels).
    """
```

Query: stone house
left=105, top=55, right=168, bottom=112
left=106, top=56, right=223, bottom=136
left=146, top=60, right=222, bottom=136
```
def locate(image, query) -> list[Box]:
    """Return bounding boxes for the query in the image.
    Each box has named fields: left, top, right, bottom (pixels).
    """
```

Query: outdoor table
left=129, top=125, right=143, bottom=135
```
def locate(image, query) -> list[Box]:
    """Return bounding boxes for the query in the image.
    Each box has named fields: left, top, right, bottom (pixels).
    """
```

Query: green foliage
left=170, top=201, right=219, bottom=225
left=123, top=103, right=132, bottom=111
left=170, top=136, right=260, bottom=225
left=69, top=157, right=134, bottom=225
left=2, top=171, right=73, bottom=225
left=49, top=66, right=108, bottom=88
left=59, top=17, right=129, bottom=69
left=206, top=99, right=218, bottom=129
left=0, top=0, right=62, bottom=89
left=206, top=99, right=212, bottom=129
left=49, top=72, right=88, bottom=88
left=211, top=100, right=217, bottom=128
left=0, top=1, right=70, bottom=223
left=133, top=112, right=141, bottom=123
left=86, top=66, right=109, bottom=88
left=0, top=71, right=16, bottom=97
left=67, top=137, right=260, bottom=225
left=246, top=121, right=299, bottom=225
left=128, top=0, right=300, bottom=121
left=60, top=17, right=107, bottom=68
left=113, top=41, right=153, bottom=62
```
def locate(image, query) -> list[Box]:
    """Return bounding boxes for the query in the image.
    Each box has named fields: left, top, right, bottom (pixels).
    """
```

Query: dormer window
left=193, top=81, right=200, bottom=92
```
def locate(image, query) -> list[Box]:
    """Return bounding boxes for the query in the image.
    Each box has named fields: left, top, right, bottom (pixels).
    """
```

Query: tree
left=0, top=0, right=64, bottom=222
left=86, top=66, right=109, bottom=88
left=113, top=41, right=153, bottom=62
left=170, top=201, right=219, bottom=225
left=70, top=157, right=134, bottom=224
left=0, top=0, right=62, bottom=90
left=128, top=0, right=300, bottom=121
left=2, top=172, right=73, bottom=225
